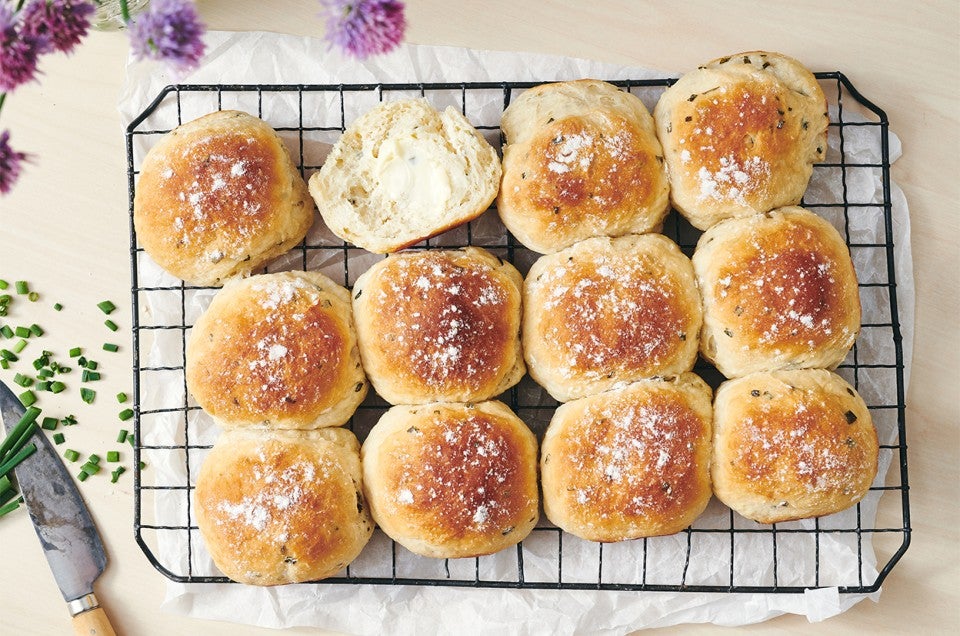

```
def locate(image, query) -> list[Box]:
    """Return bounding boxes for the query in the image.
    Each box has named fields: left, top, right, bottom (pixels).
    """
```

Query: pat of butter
left=373, top=137, right=454, bottom=211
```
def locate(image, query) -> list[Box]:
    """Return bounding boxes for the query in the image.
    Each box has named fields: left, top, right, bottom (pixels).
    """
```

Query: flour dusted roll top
left=309, top=98, right=501, bottom=253
left=711, top=369, right=878, bottom=524
left=498, top=79, right=670, bottom=253
left=185, top=271, right=367, bottom=429
left=361, top=401, right=539, bottom=559
left=693, top=206, right=860, bottom=378
left=541, top=373, right=713, bottom=542
left=654, top=51, right=828, bottom=230
left=133, top=110, right=313, bottom=286
left=352, top=247, right=524, bottom=405
left=523, top=233, right=702, bottom=402
left=194, top=428, right=373, bottom=585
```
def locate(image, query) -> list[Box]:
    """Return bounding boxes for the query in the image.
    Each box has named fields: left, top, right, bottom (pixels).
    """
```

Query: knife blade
left=1, top=381, right=117, bottom=636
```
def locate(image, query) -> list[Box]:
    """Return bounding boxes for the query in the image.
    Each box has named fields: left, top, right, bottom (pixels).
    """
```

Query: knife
left=0, top=381, right=117, bottom=636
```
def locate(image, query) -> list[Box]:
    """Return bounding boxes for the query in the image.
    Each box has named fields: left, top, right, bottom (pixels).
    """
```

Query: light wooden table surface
left=1, top=1, right=957, bottom=634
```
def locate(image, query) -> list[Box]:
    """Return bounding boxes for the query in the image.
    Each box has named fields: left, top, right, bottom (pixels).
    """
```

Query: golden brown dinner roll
left=693, top=206, right=860, bottom=378
left=194, top=427, right=373, bottom=585
left=523, top=234, right=702, bottom=402
left=361, top=401, right=539, bottom=559
left=498, top=79, right=670, bottom=254
left=186, top=271, right=367, bottom=429
left=309, top=98, right=501, bottom=253
left=352, top=247, right=524, bottom=405
left=134, top=110, right=313, bottom=286
left=541, top=373, right=714, bottom=542
left=711, top=369, right=878, bottom=524
left=654, top=51, right=828, bottom=230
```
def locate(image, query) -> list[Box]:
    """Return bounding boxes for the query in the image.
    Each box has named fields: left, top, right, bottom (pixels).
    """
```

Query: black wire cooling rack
left=125, top=74, right=909, bottom=594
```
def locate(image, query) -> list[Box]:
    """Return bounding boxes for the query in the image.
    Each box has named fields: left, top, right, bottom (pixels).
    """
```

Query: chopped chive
left=127, top=436, right=134, bottom=447
left=77, top=471, right=89, bottom=482
left=0, top=325, right=12, bottom=338
left=52, top=432, right=65, bottom=445
left=82, top=370, right=101, bottom=382
left=64, top=449, right=80, bottom=462
left=85, top=360, right=98, bottom=371
left=116, top=392, right=128, bottom=403
left=97, top=300, right=117, bottom=315
left=103, top=343, right=119, bottom=352
left=13, top=373, right=32, bottom=388
left=28, top=324, right=43, bottom=337
left=18, top=390, right=36, bottom=407
left=37, top=368, right=53, bottom=379
left=110, top=466, right=126, bottom=483
left=81, top=462, right=100, bottom=475
left=118, top=408, right=134, bottom=421
left=0, top=486, right=14, bottom=508
left=62, top=414, right=77, bottom=426
left=0, top=359, right=7, bottom=370
left=40, top=417, right=58, bottom=431
left=77, top=356, right=87, bottom=367
left=80, top=388, right=96, bottom=404
left=50, top=381, right=66, bottom=394
left=36, top=381, right=50, bottom=392
left=53, top=303, right=63, bottom=311
left=138, top=461, right=146, bottom=470
left=14, top=281, right=28, bottom=295
left=116, top=430, right=128, bottom=443
left=107, top=451, right=120, bottom=463
left=87, top=454, right=101, bottom=465
left=69, top=347, right=82, bottom=358
left=27, top=292, right=39, bottom=302
left=0, top=349, right=17, bottom=361
left=12, top=339, right=27, bottom=354
left=14, top=326, right=30, bottom=338
left=0, top=280, right=6, bottom=289
left=0, top=497, right=23, bottom=517
left=104, top=319, right=118, bottom=332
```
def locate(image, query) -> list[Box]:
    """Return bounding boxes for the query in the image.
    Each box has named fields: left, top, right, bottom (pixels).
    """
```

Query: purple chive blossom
left=0, top=130, right=29, bottom=195
left=20, top=0, right=94, bottom=55
left=128, top=0, right=206, bottom=73
left=320, top=0, right=406, bottom=60
left=0, top=5, right=44, bottom=92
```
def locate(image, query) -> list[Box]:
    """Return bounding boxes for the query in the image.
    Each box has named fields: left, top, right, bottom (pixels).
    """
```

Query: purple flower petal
left=0, top=130, right=29, bottom=195
left=128, top=0, right=206, bottom=73
left=320, top=0, right=406, bottom=60
left=20, top=0, right=95, bottom=55
left=0, top=5, right=44, bottom=92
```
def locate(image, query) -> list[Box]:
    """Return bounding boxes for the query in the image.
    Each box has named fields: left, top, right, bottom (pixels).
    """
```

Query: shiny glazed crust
left=693, top=206, right=861, bottom=378
left=541, top=373, right=714, bottom=542
left=711, top=369, right=878, bottom=524
left=185, top=271, right=367, bottom=429
left=361, top=401, right=539, bottom=559
left=308, top=98, right=501, bottom=253
left=352, top=247, right=525, bottom=405
left=194, top=428, right=373, bottom=585
left=498, top=79, right=670, bottom=253
left=523, top=234, right=702, bottom=402
left=133, top=110, right=313, bottom=286
left=653, top=51, right=828, bottom=230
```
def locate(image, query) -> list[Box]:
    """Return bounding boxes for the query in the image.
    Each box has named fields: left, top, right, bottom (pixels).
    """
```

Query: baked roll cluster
left=138, top=51, right=876, bottom=584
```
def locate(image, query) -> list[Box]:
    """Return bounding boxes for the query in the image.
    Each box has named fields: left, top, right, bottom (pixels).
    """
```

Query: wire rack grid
left=125, top=74, right=909, bottom=594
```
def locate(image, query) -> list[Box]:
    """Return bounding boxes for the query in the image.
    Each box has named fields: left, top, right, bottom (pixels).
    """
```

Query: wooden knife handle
left=70, top=594, right=117, bottom=636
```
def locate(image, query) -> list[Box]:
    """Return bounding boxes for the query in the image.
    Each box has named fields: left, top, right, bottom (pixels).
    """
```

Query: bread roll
left=541, top=373, right=714, bottom=542
left=523, top=234, right=702, bottom=402
left=654, top=51, right=828, bottom=230
left=361, top=401, right=539, bottom=559
left=693, top=206, right=860, bottom=378
left=194, top=427, right=373, bottom=585
left=352, top=247, right=524, bottom=405
left=309, top=98, right=501, bottom=253
left=134, top=110, right=313, bottom=286
left=186, top=271, right=367, bottom=429
left=711, top=369, right=878, bottom=524
left=497, top=79, right=670, bottom=254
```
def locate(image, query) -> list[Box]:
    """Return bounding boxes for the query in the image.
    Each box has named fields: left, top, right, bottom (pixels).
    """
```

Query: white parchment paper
left=119, top=31, right=914, bottom=634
